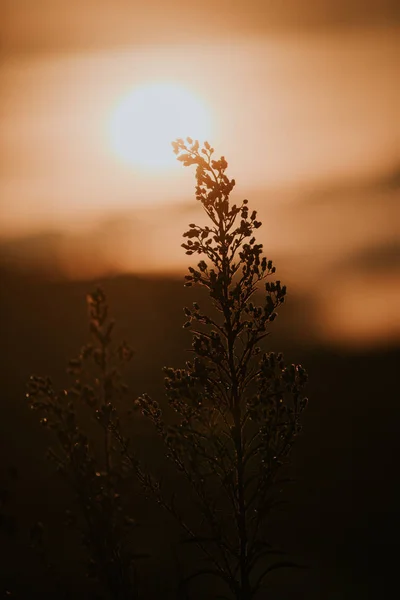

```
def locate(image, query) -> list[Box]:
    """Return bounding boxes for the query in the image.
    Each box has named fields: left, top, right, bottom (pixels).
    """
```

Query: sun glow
left=108, top=82, right=212, bottom=170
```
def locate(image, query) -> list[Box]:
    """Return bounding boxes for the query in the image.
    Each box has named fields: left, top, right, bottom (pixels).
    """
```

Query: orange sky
left=2, top=1, right=398, bottom=53
left=1, top=2, right=399, bottom=349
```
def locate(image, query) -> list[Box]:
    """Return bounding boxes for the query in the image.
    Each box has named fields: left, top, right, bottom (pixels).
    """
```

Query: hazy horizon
left=1, top=3, right=399, bottom=348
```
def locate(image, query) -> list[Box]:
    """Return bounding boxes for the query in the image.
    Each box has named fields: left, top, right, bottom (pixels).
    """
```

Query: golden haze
left=1, top=2, right=399, bottom=349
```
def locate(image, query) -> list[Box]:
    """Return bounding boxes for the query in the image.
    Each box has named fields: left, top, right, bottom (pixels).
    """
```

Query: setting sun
left=108, top=82, right=212, bottom=170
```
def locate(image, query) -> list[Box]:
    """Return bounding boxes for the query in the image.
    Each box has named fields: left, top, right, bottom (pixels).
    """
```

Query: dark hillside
left=1, top=267, right=399, bottom=598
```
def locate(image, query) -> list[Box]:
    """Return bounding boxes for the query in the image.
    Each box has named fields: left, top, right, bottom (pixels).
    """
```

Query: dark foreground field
left=1, top=268, right=399, bottom=598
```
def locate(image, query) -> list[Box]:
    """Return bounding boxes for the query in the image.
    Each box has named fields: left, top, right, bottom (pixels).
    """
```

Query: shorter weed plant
left=27, top=289, right=144, bottom=600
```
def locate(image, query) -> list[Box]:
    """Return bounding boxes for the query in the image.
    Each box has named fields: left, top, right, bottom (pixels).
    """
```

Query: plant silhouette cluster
left=23, top=139, right=308, bottom=600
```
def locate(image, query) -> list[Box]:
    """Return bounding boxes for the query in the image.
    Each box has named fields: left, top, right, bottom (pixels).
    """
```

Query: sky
left=2, top=1, right=399, bottom=54
left=1, top=1, right=399, bottom=348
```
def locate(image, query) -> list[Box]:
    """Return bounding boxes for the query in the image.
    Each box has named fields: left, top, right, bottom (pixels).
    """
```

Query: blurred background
left=1, top=0, right=399, bottom=349
left=1, top=1, right=399, bottom=598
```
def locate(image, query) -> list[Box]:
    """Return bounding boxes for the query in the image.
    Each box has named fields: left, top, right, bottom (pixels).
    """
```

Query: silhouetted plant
left=135, top=138, right=309, bottom=600
left=26, top=289, right=145, bottom=600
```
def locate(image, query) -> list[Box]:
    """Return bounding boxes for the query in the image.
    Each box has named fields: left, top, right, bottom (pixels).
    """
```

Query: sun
left=108, top=82, right=212, bottom=171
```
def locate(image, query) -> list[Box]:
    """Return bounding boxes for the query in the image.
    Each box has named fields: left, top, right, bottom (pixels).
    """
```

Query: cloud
left=2, top=1, right=399, bottom=55
left=1, top=168, right=398, bottom=350
left=1, top=161, right=398, bottom=280
left=329, top=240, right=400, bottom=273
